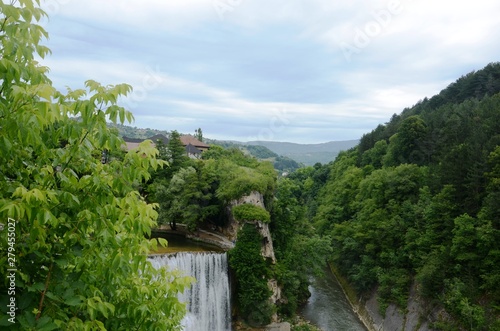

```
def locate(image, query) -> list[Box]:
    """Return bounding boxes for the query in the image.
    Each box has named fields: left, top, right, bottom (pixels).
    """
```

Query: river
left=300, top=266, right=367, bottom=331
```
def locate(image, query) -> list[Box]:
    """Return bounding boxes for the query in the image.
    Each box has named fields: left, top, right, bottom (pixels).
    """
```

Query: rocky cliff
left=362, top=284, right=436, bottom=331
left=330, top=265, right=441, bottom=331
left=228, top=191, right=284, bottom=324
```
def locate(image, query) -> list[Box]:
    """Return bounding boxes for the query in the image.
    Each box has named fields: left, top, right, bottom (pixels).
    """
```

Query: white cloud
left=37, top=0, right=500, bottom=143
left=41, top=0, right=216, bottom=31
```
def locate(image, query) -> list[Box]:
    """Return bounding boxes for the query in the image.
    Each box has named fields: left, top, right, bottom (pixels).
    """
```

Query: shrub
left=233, top=203, right=271, bottom=223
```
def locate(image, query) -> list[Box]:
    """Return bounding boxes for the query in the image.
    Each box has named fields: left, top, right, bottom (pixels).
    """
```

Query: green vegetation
left=148, top=145, right=276, bottom=231
left=245, top=145, right=279, bottom=159
left=283, top=63, right=500, bottom=330
left=109, top=122, right=169, bottom=139
left=229, top=224, right=274, bottom=327
left=233, top=204, right=271, bottom=223
left=0, top=2, right=191, bottom=329
left=270, top=171, right=333, bottom=316
left=208, top=140, right=302, bottom=172
left=147, top=133, right=334, bottom=324
left=5, top=3, right=498, bottom=330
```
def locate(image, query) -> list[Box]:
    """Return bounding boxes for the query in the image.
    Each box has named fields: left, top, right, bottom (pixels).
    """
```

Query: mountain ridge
left=111, top=121, right=360, bottom=166
left=225, top=139, right=360, bottom=165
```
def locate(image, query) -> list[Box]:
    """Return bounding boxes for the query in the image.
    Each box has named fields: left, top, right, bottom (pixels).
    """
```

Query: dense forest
left=284, top=62, right=500, bottom=330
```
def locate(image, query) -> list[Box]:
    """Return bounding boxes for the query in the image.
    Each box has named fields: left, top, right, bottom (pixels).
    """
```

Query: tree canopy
left=0, top=2, right=190, bottom=329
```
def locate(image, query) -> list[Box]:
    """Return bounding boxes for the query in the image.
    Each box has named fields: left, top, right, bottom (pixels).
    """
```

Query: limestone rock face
left=363, top=283, right=435, bottom=331
left=267, top=279, right=282, bottom=305
left=235, top=191, right=266, bottom=208
left=224, top=191, right=266, bottom=241
left=255, top=220, right=276, bottom=264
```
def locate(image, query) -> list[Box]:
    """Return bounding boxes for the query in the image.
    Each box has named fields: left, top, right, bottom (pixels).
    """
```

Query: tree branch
left=36, top=262, right=54, bottom=320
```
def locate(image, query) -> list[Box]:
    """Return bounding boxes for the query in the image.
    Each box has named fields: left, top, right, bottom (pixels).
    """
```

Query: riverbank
left=328, top=263, right=436, bottom=331
left=300, top=264, right=367, bottom=331
left=327, top=263, right=375, bottom=331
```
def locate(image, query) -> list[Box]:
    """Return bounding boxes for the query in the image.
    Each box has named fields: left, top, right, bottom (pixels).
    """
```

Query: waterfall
left=150, top=252, right=232, bottom=331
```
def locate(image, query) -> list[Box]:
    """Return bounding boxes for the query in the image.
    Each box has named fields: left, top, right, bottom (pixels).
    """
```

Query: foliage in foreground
left=0, top=2, right=190, bottom=329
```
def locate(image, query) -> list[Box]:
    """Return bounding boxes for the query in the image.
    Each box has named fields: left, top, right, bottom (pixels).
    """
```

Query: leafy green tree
left=167, top=130, right=190, bottom=176
left=201, top=144, right=226, bottom=160
left=0, top=2, right=190, bottom=329
left=194, top=127, right=203, bottom=142
left=383, top=115, right=428, bottom=166
left=157, top=161, right=220, bottom=231
left=233, top=204, right=271, bottom=223
left=361, top=140, right=387, bottom=168
left=481, top=145, right=500, bottom=222
left=216, top=159, right=276, bottom=204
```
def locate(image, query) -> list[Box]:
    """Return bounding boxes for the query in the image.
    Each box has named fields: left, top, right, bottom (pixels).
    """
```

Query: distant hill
left=108, top=123, right=358, bottom=166
left=207, top=140, right=302, bottom=172
left=109, top=123, right=169, bottom=139
left=207, top=139, right=360, bottom=167
left=244, top=140, right=359, bottom=166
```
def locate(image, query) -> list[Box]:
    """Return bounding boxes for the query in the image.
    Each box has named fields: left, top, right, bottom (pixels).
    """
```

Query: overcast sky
left=39, top=0, right=500, bottom=143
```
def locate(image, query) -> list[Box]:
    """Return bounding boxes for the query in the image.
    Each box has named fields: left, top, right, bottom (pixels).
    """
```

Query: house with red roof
left=122, top=134, right=209, bottom=159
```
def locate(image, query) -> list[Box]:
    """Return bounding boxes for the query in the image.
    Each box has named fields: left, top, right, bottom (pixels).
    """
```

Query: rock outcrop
left=223, top=190, right=266, bottom=241
left=363, top=284, right=435, bottom=331
left=255, top=220, right=276, bottom=264
left=228, top=191, right=283, bottom=323
left=331, top=265, right=438, bottom=331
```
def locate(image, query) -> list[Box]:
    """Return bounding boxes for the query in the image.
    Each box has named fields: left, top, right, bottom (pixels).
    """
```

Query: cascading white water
left=150, top=252, right=231, bottom=331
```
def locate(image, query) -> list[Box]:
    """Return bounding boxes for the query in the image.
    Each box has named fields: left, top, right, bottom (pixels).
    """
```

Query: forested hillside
left=108, top=123, right=169, bottom=139
left=284, top=62, right=500, bottom=330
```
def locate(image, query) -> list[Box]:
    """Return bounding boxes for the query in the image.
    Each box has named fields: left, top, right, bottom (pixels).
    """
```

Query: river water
left=300, top=266, right=367, bottom=331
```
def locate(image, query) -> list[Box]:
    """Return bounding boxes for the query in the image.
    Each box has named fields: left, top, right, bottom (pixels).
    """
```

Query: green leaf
left=36, top=316, right=59, bottom=331
left=65, top=296, right=83, bottom=307
left=157, top=237, right=168, bottom=248
left=37, top=83, right=54, bottom=100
